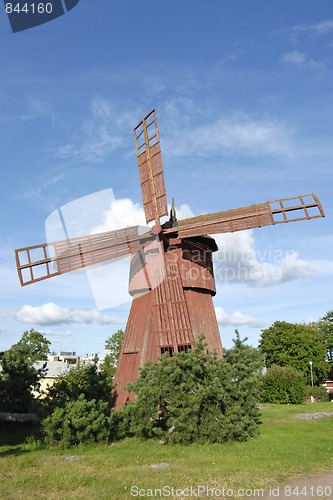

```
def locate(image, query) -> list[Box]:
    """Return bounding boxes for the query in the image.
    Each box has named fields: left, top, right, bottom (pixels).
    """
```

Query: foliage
left=8, top=329, right=51, bottom=364
left=261, top=365, right=306, bottom=404
left=104, top=329, right=124, bottom=354
left=0, top=349, right=45, bottom=413
left=0, top=330, right=50, bottom=413
left=99, top=329, right=124, bottom=382
left=259, top=321, right=328, bottom=383
left=41, top=394, right=110, bottom=447
left=316, top=310, right=333, bottom=369
left=44, top=360, right=113, bottom=415
left=222, top=331, right=263, bottom=441
left=305, top=385, right=329, bottom=402
left=113, top=333, right=262, bottom=444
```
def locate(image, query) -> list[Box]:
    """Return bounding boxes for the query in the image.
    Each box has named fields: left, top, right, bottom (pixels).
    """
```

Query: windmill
left=15, top=109, right=325, bottom=408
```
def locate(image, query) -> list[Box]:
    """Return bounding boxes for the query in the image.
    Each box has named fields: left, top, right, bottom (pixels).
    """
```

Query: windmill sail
left=15, top=226, right=152, bottom=286
left=134, top=109, right=168, bottom=225
left=165, top=194, right=324, bottom=239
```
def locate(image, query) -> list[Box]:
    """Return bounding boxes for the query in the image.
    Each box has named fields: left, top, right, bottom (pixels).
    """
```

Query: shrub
left=42, top=394, right=110, bottom=447
left=113, top=333, right=262, bottom=444
left=306, top=385, right=329, bottom=402
left=261, top=365, right=306, bottom=404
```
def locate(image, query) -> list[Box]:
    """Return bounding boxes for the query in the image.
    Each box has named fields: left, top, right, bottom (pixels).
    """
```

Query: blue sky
left=1, top=0, right=332, bottom=355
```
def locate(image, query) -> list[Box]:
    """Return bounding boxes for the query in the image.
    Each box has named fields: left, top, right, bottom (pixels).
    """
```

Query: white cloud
left=176, top=203, right=196, bottom=220
left=55, top=98, right=138, bottom=162
left=290, top=20, right=333, bottom=39
left=56, top=123, right=122, bottom=162
left=16, top=303, right=124, bottom=326
left=213, top=231, right=315, bottom=287
left=281, top=51, right=324, bottom=70
left=42, top=328, right=74, bottom=338
left=165, top=113, right=294, bottom=159
left=21, top=96, right=56, bottom=123
left=215, top=306, right=265, bottom=328
left=92, top=197, right=146, bottom=232
left=281, top=50, right=306, bottom=65
left=17, top=173, right=65, bottom=201
left=16, top=303, right=71, bottom=325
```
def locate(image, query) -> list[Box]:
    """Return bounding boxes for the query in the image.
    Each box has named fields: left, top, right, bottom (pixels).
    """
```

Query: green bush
left=41, top=394, right=110, bottom=447
left=306, top=385, right=329, bottom=402
left=261, top=365, right=306, bottom=404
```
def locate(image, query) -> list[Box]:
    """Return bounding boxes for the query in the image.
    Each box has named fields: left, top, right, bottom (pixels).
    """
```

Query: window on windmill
left=160, top=346, right=174, bottom=356
left=177, top=345, right=192, bottom=353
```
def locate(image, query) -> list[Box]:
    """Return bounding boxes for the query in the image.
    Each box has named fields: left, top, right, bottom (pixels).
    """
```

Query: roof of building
left=34, top=360, right=72, bottom=378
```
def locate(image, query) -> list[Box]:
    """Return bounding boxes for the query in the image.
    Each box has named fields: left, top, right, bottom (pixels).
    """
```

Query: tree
left=259, top=321, right=328, bottom=383
left=222, top=331, right=263, bottom=441
left=113, top=333, right=262, bottom=444
left=0, top=330, right=50, bottom=413
left=9, top=329, right=51, bottom=363
left=99, top=329, right=124, bottom=382
left=0, top=346, right=45, bottom=413
left=44, top=359, right=113, bottom=415
left=316, top=310, right=333, bottom=365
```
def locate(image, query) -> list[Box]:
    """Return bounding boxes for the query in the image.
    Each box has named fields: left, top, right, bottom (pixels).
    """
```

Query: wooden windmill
left=15, top=110, right=325, bottom=408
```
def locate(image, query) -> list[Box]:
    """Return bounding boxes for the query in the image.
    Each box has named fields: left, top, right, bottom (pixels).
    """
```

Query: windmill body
left=15, top=110, right=325, bottom=409
left=113, top=233, right=222, bottom=408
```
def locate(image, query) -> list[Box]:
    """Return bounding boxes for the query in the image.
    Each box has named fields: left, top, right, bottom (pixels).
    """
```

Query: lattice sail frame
left=134, top=109, right=168, bottom=225
left=166, top=193, right=324, bottom=239
left=15, top=194, right=324, bottom=286
left=15, top=226, right=148, bottom=286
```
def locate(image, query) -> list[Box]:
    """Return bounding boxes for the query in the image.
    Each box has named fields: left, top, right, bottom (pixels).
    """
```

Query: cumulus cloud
left=215, top=306, right=265, bottom=328
left=92, top=197, right=146, bottom=232
left=213, top=231, right=315, bottom=287
left=16, top=303, right=124, bottom=326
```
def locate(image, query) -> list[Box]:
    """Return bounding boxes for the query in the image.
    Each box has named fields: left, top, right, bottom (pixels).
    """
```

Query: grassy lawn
left=0, top=403, right=333, bottom=499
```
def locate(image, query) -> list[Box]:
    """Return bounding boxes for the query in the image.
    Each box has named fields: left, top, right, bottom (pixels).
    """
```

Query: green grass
left=1, top=403, right=333, bottom=499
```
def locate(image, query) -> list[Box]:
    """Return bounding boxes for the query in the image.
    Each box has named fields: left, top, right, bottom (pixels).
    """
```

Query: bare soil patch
left=261, top=470, right=333, bottom=499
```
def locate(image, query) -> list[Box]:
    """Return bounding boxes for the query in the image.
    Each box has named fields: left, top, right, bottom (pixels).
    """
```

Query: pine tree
left=114, top=333, right=263, bottom=444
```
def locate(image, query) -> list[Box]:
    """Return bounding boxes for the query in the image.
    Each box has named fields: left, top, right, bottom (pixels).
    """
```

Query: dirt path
left=260, top=470, right=333, bottom=499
